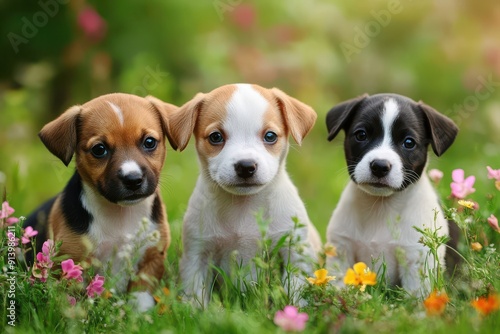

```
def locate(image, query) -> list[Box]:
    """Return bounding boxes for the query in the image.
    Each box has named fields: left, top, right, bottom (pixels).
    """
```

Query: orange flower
left=154, top=287, right=171, bottom=315
left=307, top=268, right=335, bottom=286
left=343, top=262, right=377, bottom=290
left=423, top=291, right=450, bottom=316
left=471, top=294, right=500, bottom=316
left=471, top=242, right=483, bottom=251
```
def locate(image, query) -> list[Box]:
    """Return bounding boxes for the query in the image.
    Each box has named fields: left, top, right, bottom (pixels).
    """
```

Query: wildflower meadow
left=1, top=166, right=500, bottom=333
left=2, top=1, right=500, bottom=333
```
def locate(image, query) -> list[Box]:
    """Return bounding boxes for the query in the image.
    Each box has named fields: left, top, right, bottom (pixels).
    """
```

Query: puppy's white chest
left=83, top=193, right=157, bottom=291
left=198, top=207, right=261, bottom=261
left=328, top=179, right=447, bottom=287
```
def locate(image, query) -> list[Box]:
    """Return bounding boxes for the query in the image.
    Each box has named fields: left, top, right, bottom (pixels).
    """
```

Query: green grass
left=1, top=176, right=500, bottom=333
left=1, top=90, right=500, bottom=333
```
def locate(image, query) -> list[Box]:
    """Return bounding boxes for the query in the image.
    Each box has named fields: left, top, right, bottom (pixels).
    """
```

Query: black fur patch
left=150, top=192, right=164, bottom=223
left=391, top=104, right=430, bottom=189
left=343, top=99, right=386, bottom=177
left=23, top=172, right=92, bottom=265
left=61, top=172, right=93, bottom=234
left=341, top=95, right=430, bottom=190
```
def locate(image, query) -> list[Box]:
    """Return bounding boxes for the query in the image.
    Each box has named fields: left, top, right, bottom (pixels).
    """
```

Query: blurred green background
left=1, top=0, right=500, bottom=242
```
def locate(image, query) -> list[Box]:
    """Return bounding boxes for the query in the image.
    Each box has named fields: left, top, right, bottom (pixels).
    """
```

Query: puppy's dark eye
left=263, top=131, right=278, bottom=144
left=91, top=144, right=108, bottom=158
left=143, top=137, right=158, bottom=151
left=403, top=137, right=416, bottom=149
left=208, top=131, right=224, bottom=145
left=354, top=130, right=367, bottom=142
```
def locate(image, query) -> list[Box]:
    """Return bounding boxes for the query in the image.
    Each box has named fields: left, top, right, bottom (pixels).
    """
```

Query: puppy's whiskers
left=158, top=173, right=174, bottom=197
left=403, top=169, right=420, bottom=186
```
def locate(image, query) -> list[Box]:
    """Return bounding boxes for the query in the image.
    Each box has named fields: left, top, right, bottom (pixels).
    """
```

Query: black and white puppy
left=325, top=93, right=458, bottom=295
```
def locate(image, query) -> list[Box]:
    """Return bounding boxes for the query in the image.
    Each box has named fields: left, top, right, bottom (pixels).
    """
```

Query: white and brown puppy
left=325, top=93, right=458, bottom=296
left=24, top=93, right=178, bottom=311
left=168, top=84, right=322, bottom=307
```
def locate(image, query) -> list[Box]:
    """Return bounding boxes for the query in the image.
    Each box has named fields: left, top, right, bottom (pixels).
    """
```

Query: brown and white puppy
left=24, top=93, right=178, bottom=311
left=325, top=93, right=458, bottom=296
left=169, top=84, right=322, bottom=307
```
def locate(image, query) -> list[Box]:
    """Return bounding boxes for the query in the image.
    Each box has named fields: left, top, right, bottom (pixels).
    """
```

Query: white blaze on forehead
left=381, top=98, right=399, bottom=146
left=353, top=98, right=404, bottom=194
left=108, top=101, right=124, bottom=126
left=224, top=84, right=269, bottom=137
left=121, top=160, right=141, bottom=175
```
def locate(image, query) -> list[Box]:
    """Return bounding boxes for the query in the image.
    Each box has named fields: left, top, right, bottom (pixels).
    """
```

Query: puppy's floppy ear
left=326, top=94, right=368, bottom=141
left=39, top=106, right=81, bottom=166
left=271, top=88, right=317, bottom=145
left=164, top=93, right=205, bottom=152
left=418, top=101, right=459, bottom=156
left=145, top=96, right=179, bottom=150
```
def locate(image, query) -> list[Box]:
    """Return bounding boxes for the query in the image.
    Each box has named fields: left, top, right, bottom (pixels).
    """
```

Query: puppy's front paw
left=129, top=291, right=155, bottom=312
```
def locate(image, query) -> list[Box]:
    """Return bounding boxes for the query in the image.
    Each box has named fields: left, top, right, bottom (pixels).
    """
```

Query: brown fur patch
left=128, top=246, right=166, bottom=292
left=49, top=197, right=90, bottom=262
left=193, top=85, right=236, bottom=165
left=258, top=89, right=287, bottom=157
left=75, top=94, right=167, bottom=189
left=128, top=191, right=169, bottom=292
left=270, top=88, right=317, bottom=145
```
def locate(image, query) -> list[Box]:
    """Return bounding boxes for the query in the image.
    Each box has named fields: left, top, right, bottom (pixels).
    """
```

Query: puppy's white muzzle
left=354, top=146, right=404, bottom=196
left=208, top=147, right=278, bottom=196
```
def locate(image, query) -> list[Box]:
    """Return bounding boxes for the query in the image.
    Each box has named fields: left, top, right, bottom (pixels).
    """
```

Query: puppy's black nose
left=120, top=172, right=143, bottom=191
left=235, top=160, right=257, bottom=179
left=370, top=159, right=391, bottom=178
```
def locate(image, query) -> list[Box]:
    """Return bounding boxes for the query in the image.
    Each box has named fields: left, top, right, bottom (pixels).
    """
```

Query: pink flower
left=0, top=201, right=15, bottom=218
left=1, top=201, right=19, bottom=225
left=78, top=7, right=107, bottom=42
left=36, top=239, right=55, bottom=267
left=450, top=169, right=476, bottom=199
left=231, top=4, right=256, bottom=30
left=488, top=214, right=500, bottom=233
left=61, top=259, right=84, bottom=282
left=31, top=239, right=56, bottom=282
left=21, top=226, right=38, bottom=244
left=86, top=274, right=105, bottom=298
left=6, top=231, right=19, bottom=247
left=487, top=166, right=500, bottom=180
left=428, top=169, right=444, bottom=184
left=67, top=295, right=77, bottom=306
left=273, top=306, right=308, bottom=332
left=486, top=167, right=500, bottom=190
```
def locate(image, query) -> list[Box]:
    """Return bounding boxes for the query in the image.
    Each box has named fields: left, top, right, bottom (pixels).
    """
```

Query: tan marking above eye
left=143, top=130, right=160, bottom=140
left=85, top=136, right=108, bottom=151
left=201, top=121, right=223, bottom=137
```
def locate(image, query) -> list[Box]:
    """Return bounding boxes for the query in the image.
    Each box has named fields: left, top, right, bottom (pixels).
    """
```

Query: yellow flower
left=458, top=200, right=475, bottom=209
left=471, top=294, right=500, bottom=316
left=102, top=290, right=113, bottom=300
left=307, top=268, right=335, bottom=286
left=343, top=262, right=377, bottom=290
left=496, top=180, right=500, bottom=191
left=471, top=242, right=483, bottom=251
left=324, top=243, right=337, bottom=257
left=424, top=290, right=450, bottom=316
